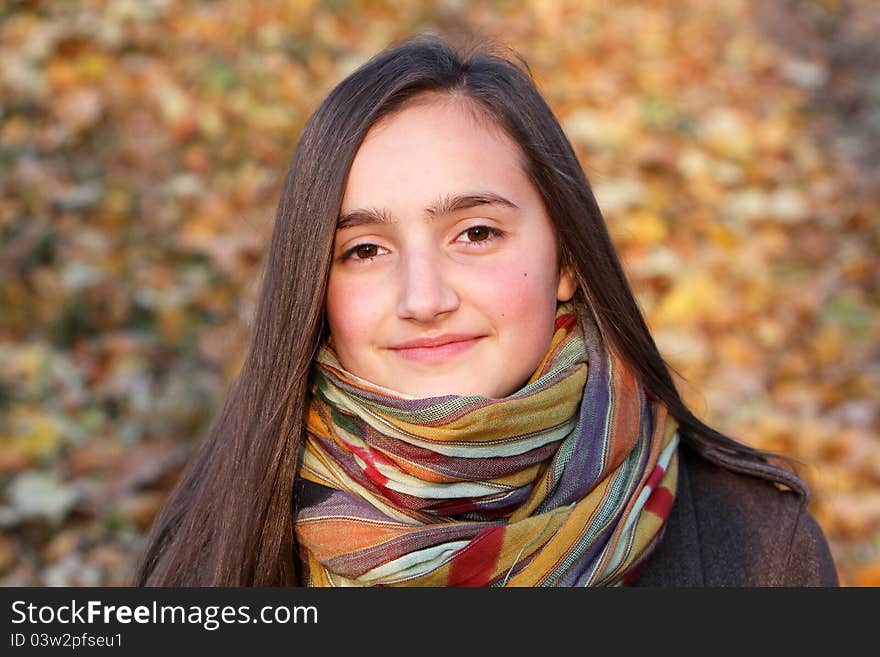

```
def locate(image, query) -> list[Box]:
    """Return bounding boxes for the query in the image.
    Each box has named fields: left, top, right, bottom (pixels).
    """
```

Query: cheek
left=325, top=275, right=382, bottom=349
left=473, top=256, right=559, bottom=317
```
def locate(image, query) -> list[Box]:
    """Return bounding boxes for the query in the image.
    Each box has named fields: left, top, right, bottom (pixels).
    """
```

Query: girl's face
left=325, top=97, right=576, bottom=399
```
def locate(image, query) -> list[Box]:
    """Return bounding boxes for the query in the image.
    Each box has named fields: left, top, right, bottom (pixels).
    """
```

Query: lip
left=391, top=333, right=484, bottom=349
left=388, top=334, right=485, bottom=363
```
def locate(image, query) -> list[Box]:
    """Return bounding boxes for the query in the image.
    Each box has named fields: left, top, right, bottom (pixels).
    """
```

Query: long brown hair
left=135, top=32, right=807, bottom=586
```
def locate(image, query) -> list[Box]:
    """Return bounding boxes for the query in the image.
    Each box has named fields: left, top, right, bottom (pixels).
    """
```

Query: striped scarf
left=295, top=302, right=679, bottom=586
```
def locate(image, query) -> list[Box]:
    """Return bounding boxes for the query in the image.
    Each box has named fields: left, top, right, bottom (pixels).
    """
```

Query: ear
left=556, top=265, right=577, bottom=302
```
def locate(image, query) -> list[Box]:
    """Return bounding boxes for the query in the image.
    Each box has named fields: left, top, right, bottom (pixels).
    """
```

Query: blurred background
left=0, top=0, right=877, bottom=586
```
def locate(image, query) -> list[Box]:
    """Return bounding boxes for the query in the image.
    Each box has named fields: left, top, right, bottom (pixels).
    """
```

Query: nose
left=396, top=249, right=460, bottom=322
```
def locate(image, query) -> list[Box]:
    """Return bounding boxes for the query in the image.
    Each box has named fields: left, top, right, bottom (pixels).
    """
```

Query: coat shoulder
left=635, top=444, right=839, bottom=586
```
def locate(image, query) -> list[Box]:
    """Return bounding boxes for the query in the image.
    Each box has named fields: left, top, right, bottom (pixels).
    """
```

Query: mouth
left=388, top=335, right=485, bottom=364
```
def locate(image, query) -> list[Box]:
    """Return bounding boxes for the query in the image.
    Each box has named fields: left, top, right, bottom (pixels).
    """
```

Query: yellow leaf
left=699, top=107, right=752, bottom=160
left=78, top=52, right=109, bottom=82
left=157, top=305, right=184, bottom=341
left=814, top=324, right=845, bottom=366
left=704, top=221, right=738, bottom=249
left=652, top=273, right=727, bottom=326
left=619, top=209, right=668, bottom=245
left=0, top=408, right=64, bottom=458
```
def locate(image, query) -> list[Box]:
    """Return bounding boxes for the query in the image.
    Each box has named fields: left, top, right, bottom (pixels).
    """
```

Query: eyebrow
left=336, top=191, right=519, bottom=231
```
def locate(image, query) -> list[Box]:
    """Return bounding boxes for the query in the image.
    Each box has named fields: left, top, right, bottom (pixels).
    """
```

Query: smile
left=388, top=336, right=485, bottom=364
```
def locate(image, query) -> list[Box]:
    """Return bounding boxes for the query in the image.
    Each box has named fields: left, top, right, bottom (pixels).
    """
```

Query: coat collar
left=634, top=446, right=705, bottom=586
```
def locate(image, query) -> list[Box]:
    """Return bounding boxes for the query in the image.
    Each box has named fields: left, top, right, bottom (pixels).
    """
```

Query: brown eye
left=455, top=225, right=504, bottom=247
left=465, top=227, right=490, bottom=242
left=355, top=244, right=379, bottom=259
left=341, top=242, right=388, bottom=263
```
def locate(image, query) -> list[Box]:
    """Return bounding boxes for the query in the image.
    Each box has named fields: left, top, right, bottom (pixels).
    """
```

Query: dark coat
left=634, top=444, right=839, bottom=586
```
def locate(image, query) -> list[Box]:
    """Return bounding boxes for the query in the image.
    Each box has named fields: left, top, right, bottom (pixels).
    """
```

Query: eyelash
left=340, top=225, right=505, bottom=264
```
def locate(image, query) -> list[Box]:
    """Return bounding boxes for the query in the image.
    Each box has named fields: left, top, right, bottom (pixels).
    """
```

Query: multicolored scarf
left=295, top=302, right=679, bottom=586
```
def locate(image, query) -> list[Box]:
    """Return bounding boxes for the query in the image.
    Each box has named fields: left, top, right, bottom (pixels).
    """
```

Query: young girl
left=136, top=33, right=838, bottom=587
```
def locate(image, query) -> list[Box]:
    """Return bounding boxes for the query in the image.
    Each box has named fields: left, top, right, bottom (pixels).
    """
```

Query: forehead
left=342, top=98, right=529, bottom=207
left=372, top=93, right=509, bottom=141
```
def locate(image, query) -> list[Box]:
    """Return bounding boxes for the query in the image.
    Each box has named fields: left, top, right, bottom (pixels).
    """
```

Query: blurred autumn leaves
left=1, top=0, right=877, bottom=585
